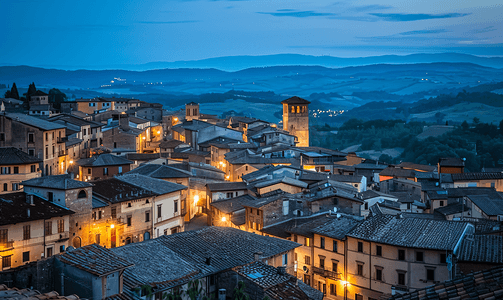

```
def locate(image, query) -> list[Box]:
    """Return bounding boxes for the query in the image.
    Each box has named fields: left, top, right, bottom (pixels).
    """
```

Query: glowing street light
left=221, top=217, right=226, bottom=222
left=111, top=224, right=115, bottom=229
left=194, top=195, right=199, bottom=205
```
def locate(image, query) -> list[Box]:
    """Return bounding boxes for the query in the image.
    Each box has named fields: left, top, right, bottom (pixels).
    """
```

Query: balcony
left=58, top=151, right=66, bottom=157
left=312, top=266, right=341, bottom=280
left=0, top=241, right=14, bottom=252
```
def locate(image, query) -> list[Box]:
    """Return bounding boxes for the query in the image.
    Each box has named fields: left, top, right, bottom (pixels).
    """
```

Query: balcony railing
left=312, top=266, right=341, bottom=280
left=0, top=241, right=14, bottom=252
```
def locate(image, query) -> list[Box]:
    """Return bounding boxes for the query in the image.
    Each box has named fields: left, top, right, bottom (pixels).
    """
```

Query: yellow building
left=282, top=96, right=310, bottom=147
left=0, top=147, right=42, bottom=194
left=0, top=192, right=74, bottom=270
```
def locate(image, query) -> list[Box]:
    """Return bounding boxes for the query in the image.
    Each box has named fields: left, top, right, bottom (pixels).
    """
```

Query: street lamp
left=221, top=216, right=226, bottom=222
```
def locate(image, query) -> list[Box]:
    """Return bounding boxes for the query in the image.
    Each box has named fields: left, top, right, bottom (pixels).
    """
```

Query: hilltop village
left=0, top=92, right=502, bottom=300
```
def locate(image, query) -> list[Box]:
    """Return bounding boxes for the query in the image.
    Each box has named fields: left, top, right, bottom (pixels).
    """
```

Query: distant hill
left=4, top=53, right=503, bottom=71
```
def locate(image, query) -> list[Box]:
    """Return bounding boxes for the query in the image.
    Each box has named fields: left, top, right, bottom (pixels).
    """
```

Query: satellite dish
left=333, top=207, right=338, bottom=213
left=303, top=266, right=309, bottom=273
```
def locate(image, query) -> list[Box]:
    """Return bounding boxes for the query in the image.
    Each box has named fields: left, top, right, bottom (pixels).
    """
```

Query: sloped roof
left=311, top=215, right=362, bottom=240
left=435, top=202, right=468, bottom=216
left=126, top=164, right=192, bottom=179
left=116, top=174, right=187, bottom=195
left=396, top=162, right=436, bottom=172
left=348, top=214, right=471, bottom=251
left=0, top=147, right=42, bottom=165
left=210, top=194, right=255, bottom=214
left=31, top=90, right=48, bottom=96
left=92, top=178, right=156, bottom=204
left=467, top=194, right=503, bottom=216
left=261, top=214, right=332, bottom=239
left=159, top=139, right=187, bottom=149
left=243, top=190, right=287, bottom=209
left=58, top=244, right=133, bottom=277
left=22, top=174, right=92, bottom=190
left=379, top=167, right=416, bottom=178
left=48, top=114, right=103, bottom=128
left=0, top=192, right=74, bottom=226
left=452, top=172, right=503, bottom=181
left=458, top=235, right=503, bottom=264
left=207, top=182, right=247, bottom=192
left=281, top=96, right=311, bottom=104
left=439, top=157, right=465, bottom=167
left=255, top=176, right=308, bottom=189
left=389, top=266, right=503, bottom=300
left=5, top=113, right=66, bottom=131
left=76, top=154, right=133, bottom=167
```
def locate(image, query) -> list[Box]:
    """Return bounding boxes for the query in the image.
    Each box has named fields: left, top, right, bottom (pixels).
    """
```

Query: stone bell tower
left=185, top=102, right=200, bottom=121
left=281, top=96, right=310, bottom=147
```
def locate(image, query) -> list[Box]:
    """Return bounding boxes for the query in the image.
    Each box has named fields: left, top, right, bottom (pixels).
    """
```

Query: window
left=118, top=166, right=122, bottom=174
left=358, top=241, right=363, bottom=253
left=2, top=183, right=6, bottom=191
left=83, top=129, right=87, bottom=136
left=282, top=253, right=288, bottom=265
left=0, top=133, right=5, bottom=142
left=2, top=256, right=11, bottom=268
left=320, top=237, right=325, bottom=249
left=305, top=238, right=310, bottom=247
left=305, top=256, right=311, bottom=265
left=145, top=211, right=150, bottom=222
left=46, top=247, right=53, bottom=257
left=355, top=294, right=363, bottom=300
left=88, top=168, right=91, bottom=174
left=256, top=209, right=259, bottom=215
left=293, top=235, right=297, bottom=243
left=12, top=183, right=18, bottom=191
left=111, top=207, right=117, bottom=219
left=226, top=192, right=233, bottom=198
left=332, top=262, right=338, bottom=273
left=48, top=192, right=54, bottom=202
left=30, top=164, right=36, bottom=172
left=29, top=149, right=35, bottom=157
left=357, top=263, right=364, bottom=276
left=164, top=229, right=168, bottom=236
left=23, top=251, right=30, bottom=262
left=0, top=229, right=7, bottom=243
left=95, top=234, right=101, bottom=245
left=45, top=221, right=52, bottom=235
left=398, top=249, right=405, bottom=261
left=58, top=219, right=64, bottom=233
left=375, top=266, right=383, bottom=281
left=426, top=268, right=435, bottom=281
left=296, top=106, right=300, bottom=114
left=439, top=200, right=445, bottom=207
left=330, top=283, right=337, bottom=296
left=103, top=167, right=108, bottom=175
left=98, top=211, right=102, bottom=219
left=60, top=245, right=65, bottom=253
left=333, top=240, right=338, bottom=253
left=397, top=271, right=406, bottom=285
left=13, top=167, right=18, bottom=174
left=376, top=245, right=382, bottom=256
left=440, top=253, right=447, bottom=264
left=157, top=205, right=162, bottom=218
left=45, top=133, right=48, bottom=141
left=291, top=106, right=295, bottom=113
left=303, top=274, right=311, bottom=286
left=78, top=190, right=87, bottom=198
left=23, top=225, right=30, bottom=240
left=365, top=202, right=369, bottom=210
left=416, top=251, right=424, bottom=262
left=127, top=216, right=132, bottom=226
left=174, top=201, right=178, bottom=213
left=320, top=258, right=325, bottom=269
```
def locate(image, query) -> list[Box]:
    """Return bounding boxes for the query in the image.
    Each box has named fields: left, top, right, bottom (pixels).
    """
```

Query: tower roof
left=281, top=96, right=310, bottom=104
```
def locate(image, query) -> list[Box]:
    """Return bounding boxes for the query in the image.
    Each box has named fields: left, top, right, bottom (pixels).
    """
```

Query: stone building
left=185, top=102, right=199, bottom=121
left=0, top=192, right=74, bottom=270
left=282, top=96, right=310, bottom=147
left=0, top=113, right=67, bottom=176
left=75, top=153, right=132, bottom=181
left=0, top=147, right=42, bottom=194
left=21, top=175, right=93, bottom=249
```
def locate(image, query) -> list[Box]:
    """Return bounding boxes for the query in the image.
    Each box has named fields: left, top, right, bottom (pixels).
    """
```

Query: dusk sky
left=2, top=0, right=502, bottom=68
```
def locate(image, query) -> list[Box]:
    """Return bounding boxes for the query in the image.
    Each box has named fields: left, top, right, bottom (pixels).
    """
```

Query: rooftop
left=58, top=244, right=133, bottom=277
left=92, top=178, right=156, bottom=204
left=466, top=193, right=503, bottom=216
left=0, top=192, right=74, bottom=226
left=0, top=285, right=82, bottom=300
left=76, top=154, right=133, bottom=167
left=254, top=176, right=308, bottom=189
left=458, top=235, right=503, bottom=264
left=126, top=164, right=192, bottom=179
left=22, top=174, right=92, bottom=190
left=348, top=214, right=472, bottom=251
left=116, top=174, right=187, bottom=195
left=206, top=182, right=248, bottom=192
left=0, top=147, right=42, bottom=165
left=5, top=113, right=66, bottom=131
left=452, top=172, right=503, bottom=181
left=439, top=157, right=465, bottom=167
left=210, top=194, right=256, bottom=214
left=311, top=215, right=363, bottom=240
left=389, top=265, right=503, bottom=300
left=281, top=96, right=311, bottom=105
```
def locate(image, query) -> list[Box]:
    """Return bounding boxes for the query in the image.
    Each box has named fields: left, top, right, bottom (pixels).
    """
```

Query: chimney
left=253, top=252, right=263, bottom=261
left=277, top=266, right=286, bottom=275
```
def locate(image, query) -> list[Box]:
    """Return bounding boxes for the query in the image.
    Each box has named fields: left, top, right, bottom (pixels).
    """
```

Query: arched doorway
left=73, top=236, right=82, bottom=248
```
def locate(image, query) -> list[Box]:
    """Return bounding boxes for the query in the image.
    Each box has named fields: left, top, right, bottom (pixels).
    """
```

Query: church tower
left=281, top=96, right=310, bottom=147
left=185, top=102, right=200, bottom=121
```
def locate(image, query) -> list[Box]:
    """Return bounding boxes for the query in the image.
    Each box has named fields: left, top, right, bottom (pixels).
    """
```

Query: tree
left=379, top=154, right=393, bottom=164
left=461, top=120, right=469, bottom=131
left=9, top=82, right=19, bottom=99
left=499, top=119, right=503, bottom=136
left=473, top=117, right=480, bottom=125
left=48, top=88, right=67, bottom=109
left=25, top=82, right=36, bottom=101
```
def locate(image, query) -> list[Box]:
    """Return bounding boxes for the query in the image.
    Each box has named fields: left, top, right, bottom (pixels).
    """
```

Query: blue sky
left=1, top=0, right=502, bottom=68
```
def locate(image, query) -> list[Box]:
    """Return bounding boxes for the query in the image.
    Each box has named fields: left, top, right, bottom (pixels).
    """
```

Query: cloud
left=472, top=26, right=497, bottom=33
left=137, top=21, right=198, bottom=24
left=369, top=13, right=470, bottom=22
left=399, top=29, right=449, bottom=35
left=258, top=10, right=335, bottom=18
left=349, top=4, right=392, bottom=12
